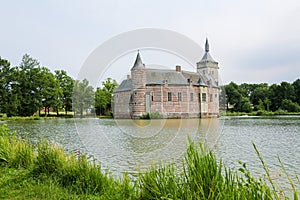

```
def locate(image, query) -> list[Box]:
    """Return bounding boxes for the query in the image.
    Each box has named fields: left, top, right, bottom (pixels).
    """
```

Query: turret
left=197, top=38, right=219, bottom=85
left=130, top=52, right=147, bottom=118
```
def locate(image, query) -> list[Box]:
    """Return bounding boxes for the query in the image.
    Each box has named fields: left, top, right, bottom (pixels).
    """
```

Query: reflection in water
left=75, top=118, right=223, bottom=174
left=6, top=116, right=300, bottom=190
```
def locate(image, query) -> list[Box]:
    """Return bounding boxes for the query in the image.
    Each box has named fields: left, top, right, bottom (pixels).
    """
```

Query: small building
left=113, top=39, right=219, bottom=119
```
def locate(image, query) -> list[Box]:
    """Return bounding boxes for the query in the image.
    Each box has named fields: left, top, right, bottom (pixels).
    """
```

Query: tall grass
left=138, top=141, right=278, bottom=199
left=0, top=124, right=34, bottom=168
left=0, top=124, right=299, bottom=199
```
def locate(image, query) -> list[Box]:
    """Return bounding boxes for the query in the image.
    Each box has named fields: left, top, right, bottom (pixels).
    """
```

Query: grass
left=0, top=124, right=299, bottom=199
left=223, top=110, right=300, bottom=116
left=0, top=111, right=75, bottom=121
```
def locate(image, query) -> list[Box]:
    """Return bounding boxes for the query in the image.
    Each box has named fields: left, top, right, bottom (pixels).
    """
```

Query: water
left=6, top=116, right=300, bottom=187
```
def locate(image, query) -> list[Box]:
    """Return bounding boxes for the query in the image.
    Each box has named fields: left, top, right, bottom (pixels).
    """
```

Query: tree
left=39, top=67, right=62, bottom=116
left=0, top=57, right=20, bottom=116
left=224, top=82, right=242, bottom=111
left=55, top=70, right=74, bottom=115
left=292, top=79, right=300, bottom=105
left=280, top=82, right=296, bottom=102
left=0, top=57, right=10, bottom=114
left=269, top=84, right=281, bottom=111
left=269, top=82, right=296, bottom=111
left=95, top=88, right=108, bottom=115
left=72, top=79, right=94, bottom=118
left=240, top=96, right=252, bottom=112
left=281, top=99, right=300, bottom=112
left=250, top=83, right=269, bottom=106
left=17, top=54, right=42, bottom=116
left=256, top=99, right=265, bottom=111
left=95, top=78, right=118, bottom=116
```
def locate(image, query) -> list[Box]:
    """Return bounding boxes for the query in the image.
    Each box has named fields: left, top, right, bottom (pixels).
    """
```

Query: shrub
left=150, top=111, right=161, bottom=119
left=140, top=113, right=150, bottom=119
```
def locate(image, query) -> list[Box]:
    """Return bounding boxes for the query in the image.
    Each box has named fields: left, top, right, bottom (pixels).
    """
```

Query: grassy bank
left=0, top=124, right=299, bottom=199
left=222, top=110, right=300, bottom=117
left=0, top=113, right=74, bottom=121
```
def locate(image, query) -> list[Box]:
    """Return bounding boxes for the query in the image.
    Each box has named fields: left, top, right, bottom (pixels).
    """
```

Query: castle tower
left=130, top=52, right=147, bottom=118
left=197, top=38, right=219, bottom=85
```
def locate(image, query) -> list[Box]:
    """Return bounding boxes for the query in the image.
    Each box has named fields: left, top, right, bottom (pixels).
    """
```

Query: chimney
left=127, top=74, right=130, bottom=79
left=176, top=65, right=181, bottom=72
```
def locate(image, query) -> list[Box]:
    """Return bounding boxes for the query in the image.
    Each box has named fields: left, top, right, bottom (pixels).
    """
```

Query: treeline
left=0, top=55, right=118, bottom=117
left=224, top=80, right=300, bottom=113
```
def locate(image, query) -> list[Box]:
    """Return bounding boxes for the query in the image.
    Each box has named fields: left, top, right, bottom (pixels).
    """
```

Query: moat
left=6, top=116, right=300, bottom=186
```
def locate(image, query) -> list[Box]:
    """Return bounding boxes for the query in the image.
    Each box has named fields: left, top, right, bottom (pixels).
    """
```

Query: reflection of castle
left=113, top=39, right=219, bottom=119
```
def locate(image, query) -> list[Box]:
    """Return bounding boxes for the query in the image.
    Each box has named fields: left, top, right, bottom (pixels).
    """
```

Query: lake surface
left=6, top=116, right=300, bottom=189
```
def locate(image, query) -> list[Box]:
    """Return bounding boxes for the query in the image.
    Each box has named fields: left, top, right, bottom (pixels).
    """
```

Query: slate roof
left=199, top=38, right=218, bottom=64
left=145, top=69, right=189, bottom=85
left=181, top=70, right=207, bottom=86
left=114, top=79, right=132, bottom=92
left=114, top=68, right=217, bottom=93
left=131, top=52, right=145, bottom=70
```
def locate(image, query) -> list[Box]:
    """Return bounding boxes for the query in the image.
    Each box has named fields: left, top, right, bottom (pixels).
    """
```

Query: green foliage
left=33, top=140, right=66, bottom=176
left=139, top=163, right=181, bottom=199
left=225, top=80, right=300, bottom=114
left=255, top=99, right=265, bottom=111
left=0, top=57, right=20, bottom=116
left=140, top=113, right=150, bottom=119
left=95, top=78, right=118, bottom=116
left=0, top=124, right=9, bottom=136
left=140, top=111, right=161, bottom=119
left=293, top=79, right=300, bottom=105
left=150, top=111, right=161, bottom=119
left=139, top=140, right=285, bottom=199
left=281, top=99, right=300, bottom=112
left=54, top=70, right=74, bottom=115
left=72, top=79, right=95, bottom=118
left=0, top=125, right=34, bottom=168
left=183, top=141, right=224, bottom=199
left=0, top=55, right=75, bottom=117
left=38, top=67, right=63, bottom=116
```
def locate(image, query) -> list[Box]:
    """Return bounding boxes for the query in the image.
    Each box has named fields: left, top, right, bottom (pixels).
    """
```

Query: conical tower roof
left=131, top=51, right=145, bottom=70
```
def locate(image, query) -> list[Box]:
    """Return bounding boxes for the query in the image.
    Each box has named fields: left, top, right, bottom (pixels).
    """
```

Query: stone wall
left=113, top=91, right=131, bottom=118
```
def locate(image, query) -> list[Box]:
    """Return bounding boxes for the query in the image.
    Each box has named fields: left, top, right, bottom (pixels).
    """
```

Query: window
left=151, top=95, right=154, bottom=101
left=168, top=92, right=172, bottom=101
left=190, top=93, right=193, bottom=101
left=178, top=92, right=182, bottom=101
left=202, top=93, right=207, bottom=102
left=210, top=94, right=213, bottom=102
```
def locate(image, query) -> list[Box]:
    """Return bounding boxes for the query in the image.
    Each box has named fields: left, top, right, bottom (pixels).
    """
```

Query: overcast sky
left=1, top=0, right=300, bottom=85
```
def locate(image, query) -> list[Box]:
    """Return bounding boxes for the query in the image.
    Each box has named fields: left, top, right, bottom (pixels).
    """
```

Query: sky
left=1, top=0, right=300, bottom=85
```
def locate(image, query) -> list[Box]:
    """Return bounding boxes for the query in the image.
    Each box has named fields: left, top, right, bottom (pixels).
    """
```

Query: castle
left=113, top=39, right=219, bottom=119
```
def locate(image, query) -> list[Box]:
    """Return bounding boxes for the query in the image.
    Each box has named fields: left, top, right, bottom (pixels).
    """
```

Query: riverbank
left=0, top=112, right=76, bottom=121
left=223, top=110, right=300, bottom=116
left=0, top=124, right=298, bottom=199
left=0, top=116, right=73, bottom=121
left=0, top=113, right=113, bottom=121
